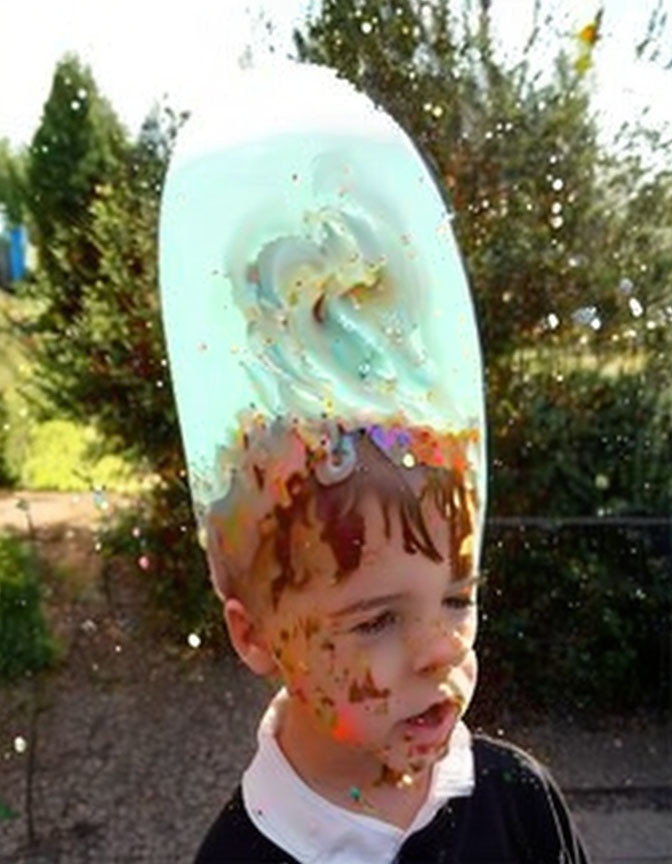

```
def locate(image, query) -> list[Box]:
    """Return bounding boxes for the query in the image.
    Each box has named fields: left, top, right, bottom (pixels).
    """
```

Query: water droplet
left=572, top=306, right=597, bottom=326
left=138, top=555, right=150, bottom=570
left=361, top=20, right=373, bottom=34
left=546, top=312, right=560, bottom=330
left=551, top=201, right=562, bottom=214
left=619, top=277, right=634, bottom=295
left=552, top=178, right=564, bottom=191
left=628, top=297, right=643, bottom=318
left=550, top=215, right=564, bottom=229
left=402, top=453, right=416, bottom=468
left=188, top=633, right=202, bottom=649
left=70, top=99, right=81, bottom=111
left=13, top=736, right=27, bottom=754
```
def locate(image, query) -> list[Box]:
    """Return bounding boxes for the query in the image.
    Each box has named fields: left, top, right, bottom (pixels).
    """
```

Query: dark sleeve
left=397, top=736, right=592, bottom=864
left=470, top=736, right=592, bottom=864
left=194, top=787, right=300, bottom=864
left=525, top=760, right=591, bottom=864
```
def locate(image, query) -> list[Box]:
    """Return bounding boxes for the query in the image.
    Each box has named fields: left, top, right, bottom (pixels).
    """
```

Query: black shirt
left=195, top=735, right=591, bottom=863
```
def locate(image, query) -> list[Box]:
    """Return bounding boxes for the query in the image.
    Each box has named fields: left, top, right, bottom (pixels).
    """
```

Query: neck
left=276, top=696, right=431, bottom=829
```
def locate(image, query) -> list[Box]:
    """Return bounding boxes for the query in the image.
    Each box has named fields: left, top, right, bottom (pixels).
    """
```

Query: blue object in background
left=9, top=226, right=26, bottom=282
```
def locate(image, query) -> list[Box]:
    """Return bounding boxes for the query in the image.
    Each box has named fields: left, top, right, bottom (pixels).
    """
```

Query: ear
left=223, top=597, right=277, bottom=677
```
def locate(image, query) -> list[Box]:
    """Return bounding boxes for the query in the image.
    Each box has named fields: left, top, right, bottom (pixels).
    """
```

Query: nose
left=410, top=617, right=474, bottom=676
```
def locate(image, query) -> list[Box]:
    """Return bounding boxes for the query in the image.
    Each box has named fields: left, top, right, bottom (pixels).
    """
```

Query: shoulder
left=194, top=786, right=297, bottom=864
left=472, top=733, right=552, bottom=783
left=469, top=734, right=592, bottom=863
left=470, top=733, right=565, bottom=807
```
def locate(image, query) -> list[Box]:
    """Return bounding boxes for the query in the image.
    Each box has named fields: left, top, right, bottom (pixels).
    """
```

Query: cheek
left=443, top=649, right=478, bottom=714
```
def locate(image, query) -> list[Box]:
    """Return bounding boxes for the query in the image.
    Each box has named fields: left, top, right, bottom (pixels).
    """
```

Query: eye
left=352, top=610, right=398, bottom=635
left=443, top=594, right=475, bottom=611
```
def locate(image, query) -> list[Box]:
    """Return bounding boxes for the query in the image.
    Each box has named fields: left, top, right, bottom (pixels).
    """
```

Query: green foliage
left=0, top=394, right=14, bottom=486
left=0, top=799, right=18, bottom=821
left=17, top=419, right=145, bottom=492
left=0, top=139, right=27, bottom=227
left=480, top=364, right=671, bottom=712
left=480, top=522, right=670, bottom=713
left=20, top=95, right=185, bottom=471
left=16, top=57, right=195, bottom=635
left=491, top=366, right=672, bottom=517
left=25, top=54, right=127, bottom=318
left=0, top=293, right=139, bottom=492
left=0, top=533, right=57, bottom=681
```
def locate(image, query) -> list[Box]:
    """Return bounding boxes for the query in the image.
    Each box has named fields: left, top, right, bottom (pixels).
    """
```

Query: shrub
left=0, top=533, right=57, bottom=681
left=0, top=394, right=15, bottom=487
left=480, top=364, right=671, bottom=714
left=17, top=418, right=143, bottom=492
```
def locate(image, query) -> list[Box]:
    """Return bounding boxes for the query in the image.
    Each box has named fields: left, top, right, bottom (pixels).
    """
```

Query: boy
left=193, top=421, right=588, bottom=862
left=159, top=62, right=590, bottom=862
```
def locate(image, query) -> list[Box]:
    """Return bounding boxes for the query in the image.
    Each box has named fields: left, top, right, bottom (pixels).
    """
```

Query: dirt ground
left=1, top=492, right=670, bottom=864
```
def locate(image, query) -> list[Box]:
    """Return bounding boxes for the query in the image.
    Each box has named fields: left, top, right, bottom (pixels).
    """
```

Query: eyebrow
left=330, top=592, right=407, bottom=620
left=329, top=575, right=482, bottom=620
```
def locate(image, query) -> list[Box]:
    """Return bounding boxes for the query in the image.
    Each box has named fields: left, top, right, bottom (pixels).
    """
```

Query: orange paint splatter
left=331, top=711, right=359, bottom=744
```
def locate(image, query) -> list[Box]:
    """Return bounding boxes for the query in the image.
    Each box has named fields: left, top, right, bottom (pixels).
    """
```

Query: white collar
left=242, top=689, right=474, bottom=864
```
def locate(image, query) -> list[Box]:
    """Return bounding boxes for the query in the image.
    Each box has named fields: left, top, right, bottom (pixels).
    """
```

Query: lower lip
left=402, top=700, right=457, bottom=742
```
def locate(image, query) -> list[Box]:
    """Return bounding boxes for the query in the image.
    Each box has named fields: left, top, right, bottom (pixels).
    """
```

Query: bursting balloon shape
left=159, top=60, right=486, bottom=569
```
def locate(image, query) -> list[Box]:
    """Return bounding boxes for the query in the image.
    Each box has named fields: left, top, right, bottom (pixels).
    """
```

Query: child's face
left=261, top=491, right=478, bottom=781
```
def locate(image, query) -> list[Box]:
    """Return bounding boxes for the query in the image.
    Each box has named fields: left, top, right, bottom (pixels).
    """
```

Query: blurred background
left=0, top=1, right=670, bottom=862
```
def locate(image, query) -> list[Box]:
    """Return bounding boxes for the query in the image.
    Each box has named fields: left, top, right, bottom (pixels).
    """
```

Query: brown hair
left=206, top=427, right=477, bottom=611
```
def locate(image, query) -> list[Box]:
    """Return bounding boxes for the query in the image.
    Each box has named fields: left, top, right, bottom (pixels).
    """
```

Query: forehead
left=275, top=492, right=452, bottom=615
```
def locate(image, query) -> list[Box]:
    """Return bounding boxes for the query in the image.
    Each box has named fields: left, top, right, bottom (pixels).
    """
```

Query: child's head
left=159, top=61, right=487, bottom=790
left=207, top=421, right=479, bottom=780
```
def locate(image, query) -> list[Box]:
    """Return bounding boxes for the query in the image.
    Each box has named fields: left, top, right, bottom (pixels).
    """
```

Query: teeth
left=408, top=702, right=442, bottom=725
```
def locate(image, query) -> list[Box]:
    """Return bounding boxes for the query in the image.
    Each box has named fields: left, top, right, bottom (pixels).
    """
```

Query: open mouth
left=404, top=700, right=452, bottom=729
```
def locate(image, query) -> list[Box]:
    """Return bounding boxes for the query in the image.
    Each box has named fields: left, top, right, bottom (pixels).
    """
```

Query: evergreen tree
left=21, top=99, right=187, bottom=470
left=24, top=54, right=127, bottom=323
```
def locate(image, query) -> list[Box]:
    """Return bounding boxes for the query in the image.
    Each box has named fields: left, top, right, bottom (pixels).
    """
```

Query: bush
left=0, top=533, right=57, bottom=681
left=17, top=418, right=144, bottom=492
left=479, top=364, right=671, bottom=714
left=479, top=522, right=670, bottom=714
left=0, top=395, right=15, bottom=487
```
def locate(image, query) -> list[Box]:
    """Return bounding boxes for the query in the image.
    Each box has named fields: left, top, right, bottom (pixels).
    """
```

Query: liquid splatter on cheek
left=348, top=668, right=390, bottom=703
left=331, top=708, right=361, bottom=744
